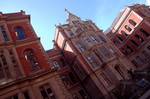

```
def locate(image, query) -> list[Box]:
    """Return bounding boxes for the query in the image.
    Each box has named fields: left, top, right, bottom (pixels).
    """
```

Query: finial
left=59, top=23, right=61, bottom=25
left=20, top=10, right=25, bottom=14
left=55, top=24, right=57, bottom=27
left=65, top=8, right=70, bottom=14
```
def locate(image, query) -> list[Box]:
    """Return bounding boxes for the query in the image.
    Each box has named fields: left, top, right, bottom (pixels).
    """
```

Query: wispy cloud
left=146, top=0, right=150, bottom=5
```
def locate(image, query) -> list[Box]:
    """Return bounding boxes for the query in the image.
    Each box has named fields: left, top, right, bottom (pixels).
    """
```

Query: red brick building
left=0, top=11, right=74, bottom=99
left=52, top=10, right=134, bottom=99
left=106, top=4, right=150, bottom=99
left=106, top=4, right=150, bottom=70
left=0, top=9, right=135, bottom=99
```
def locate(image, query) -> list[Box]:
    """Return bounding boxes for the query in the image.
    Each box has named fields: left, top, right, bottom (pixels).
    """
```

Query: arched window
left=129, top=19, right=137, bottom=26
left=24, top=49, right=40, bottom=71
left=15, top=27, right=26, bottom=40
left=125, top=25, right=132, bottom=32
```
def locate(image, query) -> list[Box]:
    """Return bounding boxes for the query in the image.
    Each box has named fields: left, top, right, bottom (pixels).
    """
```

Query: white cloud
left=146, top=0, right=150, bottom=5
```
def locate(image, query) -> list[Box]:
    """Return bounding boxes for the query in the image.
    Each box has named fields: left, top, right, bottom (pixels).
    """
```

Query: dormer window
left=129, top=19, right=137, bottom=26
left=15, top=27, right=26, bottom=40
left=125, top=25, right=132, bottom=32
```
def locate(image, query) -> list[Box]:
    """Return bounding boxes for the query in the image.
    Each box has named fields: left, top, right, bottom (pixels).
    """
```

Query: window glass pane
left=15, top=27, right=26, bottom=40
left=118, top=36, right=123, bottom=42
left=47, top=88, right=52, bottom=94
left=0, top=26, right=9, bottom=41
left=24, top=49, right=40, bottom=71
left=39, top=84, right=55, bottom=99
left=79, top=89, right=88, bottom=99
left=114, top=65, right=124, bottom=79
left=40, top=90, right=48, bottom=99
left=125, top=25, right=132, bottom=32
left=13, top=94, right=18, bottom=99
left=23, top=91, right=30, bottom=99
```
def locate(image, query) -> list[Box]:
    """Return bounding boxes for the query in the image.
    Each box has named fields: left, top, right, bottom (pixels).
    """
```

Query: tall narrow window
left=52, top=61, right=60, bottom=69
left=129, top=19, right=137, bottom=26
left=72, top=62, right=87, bottom=80
left=113, top=39, right=120, bottom=45
left=98, top=47, right=113, bottom=59
left=121, top=30, right=128, bottom=37
left=23, top=91, right=30, bottom=99
left=142, top=50, right=150, bottom=62
left=135, top=35, right=144, bottom=43
left=114, top=65, right=124, bottom=79
left=147, top=45, right=150, bottom=50
left=76, top=43, right=86, bottom=52
left=78, top=89, right=88, bottom=99
left=0, top=62, right=4, bottom=79
left=24, top=49, right=40, bottom=71
left=0, top=26, right=9, bottom=41
left=140, top=28, right=150, bottom=37
left=0, top=52, right=11, bottom=78
left=39, top=84, right=55, bottom=99
left=131, top=60, right=138, bottom=68
left=68, top=72, right=77, bottom=84
left=85, top=37, right=92, bottom=43
left=118, top=36, right=123, bottom=42
left=125, top=25, right=132, bottom=32
left=90, top=36, right=97, bottom=43
left=126, top=46, right=133, bottom=54
left=86, top=54, right=100, bottom=68
left=101, top=72, right=112, bottom=86
left=15, top=27, right=26, bottom=40
left=135, top=56, right=145, bottom=66
left=61, top=73, right=77, bottom=88
left=98, top=35, right=107, bottom=43
left=131, top=40, right=139, bottom=47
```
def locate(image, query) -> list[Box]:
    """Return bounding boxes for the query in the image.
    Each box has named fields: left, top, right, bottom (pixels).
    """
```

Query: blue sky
left=0, top=0, right=147, bottom=50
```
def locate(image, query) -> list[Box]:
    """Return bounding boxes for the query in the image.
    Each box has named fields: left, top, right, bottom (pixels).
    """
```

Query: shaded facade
left=106, top=4, right=150, bottom=99
left=106, top=4, right=150, bottom=70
